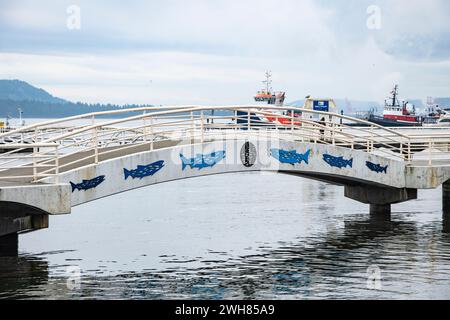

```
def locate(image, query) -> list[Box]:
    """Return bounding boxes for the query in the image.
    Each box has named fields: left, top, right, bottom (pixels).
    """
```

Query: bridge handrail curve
left=1, top=105, right=450, bottom=183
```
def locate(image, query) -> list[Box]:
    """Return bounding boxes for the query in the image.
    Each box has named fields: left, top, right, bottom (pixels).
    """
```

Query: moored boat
left=237, top=71, right=291, bottom=127
left=368, top=85, right=422, bottom=127
left=237, top=72, right=340, bottom=128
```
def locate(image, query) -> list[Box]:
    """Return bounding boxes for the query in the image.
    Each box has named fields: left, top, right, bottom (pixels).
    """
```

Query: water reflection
left=443, top=213, right=450, bottom=234
left=2, top=212, right=450, bottom=300
left=0, top=255, right=48, bottom=299
left=2, top=174, right=450, bottom=299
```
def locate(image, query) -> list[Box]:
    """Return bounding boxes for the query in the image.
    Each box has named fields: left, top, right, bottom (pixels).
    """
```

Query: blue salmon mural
left=180, top=151, right=226, bottom=170
left=124, top=160, right=165, bottom=180
left=270, top=148, right=311, bottom=165
left=70, top=175, right=105, bottom=192
left=323, top=154, right=353, bottom=169
left=366, top=161, right=388, bottom=174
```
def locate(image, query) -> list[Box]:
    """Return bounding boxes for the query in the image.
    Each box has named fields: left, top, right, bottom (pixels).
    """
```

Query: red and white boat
left=383, top=85, right=419, bottom=122
left=237, top=72, right=339, bottom=127
left=252, top=72, right=302, bottom=126
left=368, top=85, right=422, bottom=127
left=254, top=71, right=286, bottom=106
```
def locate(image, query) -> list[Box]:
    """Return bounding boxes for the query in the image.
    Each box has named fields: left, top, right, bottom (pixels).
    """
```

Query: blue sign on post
left=313, top=100, right=329, bottom=112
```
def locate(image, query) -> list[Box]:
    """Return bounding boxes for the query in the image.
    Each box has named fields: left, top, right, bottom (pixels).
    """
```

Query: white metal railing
left=1, top=105, right=450, bottom=183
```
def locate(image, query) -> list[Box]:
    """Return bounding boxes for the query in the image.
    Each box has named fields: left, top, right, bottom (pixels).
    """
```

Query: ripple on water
left=2, top=173, right=450, bottom=299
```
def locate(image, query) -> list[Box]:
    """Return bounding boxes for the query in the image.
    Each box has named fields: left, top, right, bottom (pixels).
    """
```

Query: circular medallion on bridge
left=240, top=141, right=257, bottom=168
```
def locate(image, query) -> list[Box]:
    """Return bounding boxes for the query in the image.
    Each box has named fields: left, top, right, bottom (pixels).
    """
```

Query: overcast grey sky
left=0, top=0, right=449, bottom=104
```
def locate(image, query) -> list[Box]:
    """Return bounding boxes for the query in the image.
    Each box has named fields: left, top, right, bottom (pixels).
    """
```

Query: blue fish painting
left=366, top=161, right=388, bottom=174
left=180, top=151, right=226, bottom=170
left=124, top=160, right=165, bottom=180
left=323, top=154, right=353, bottom=169
left=70, top=175, right=105, bottom=192
left=270, top=148, right=311, bottom=165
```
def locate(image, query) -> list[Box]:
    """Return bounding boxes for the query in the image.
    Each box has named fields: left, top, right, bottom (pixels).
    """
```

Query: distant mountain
left=1, top=79, right=449, bottom=118
left=0, top=79, right=67, bottom=104
left=0, top=80, right=148, bottom=119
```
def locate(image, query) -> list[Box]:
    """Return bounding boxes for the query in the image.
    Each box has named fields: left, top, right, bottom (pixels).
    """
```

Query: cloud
left=372, top=0, right=450, bottom=61
left=0, top=0, right=449, bottom=104
left=0, top=0, right=337, bottom=58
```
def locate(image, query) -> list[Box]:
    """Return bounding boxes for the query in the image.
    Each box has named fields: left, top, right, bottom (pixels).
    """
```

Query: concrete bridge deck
left=1, top=105, right=450, bottom=255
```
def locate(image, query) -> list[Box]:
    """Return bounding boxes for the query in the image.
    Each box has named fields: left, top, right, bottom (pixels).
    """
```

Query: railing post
left=407, top=138, right=411, bottom=162
left=143, top=110, right=147, bottom=142
left=234, top=110, right=238, bottom=131
left=200, top=110, right=205, bottom=143
left=429, top=139, right=432, bottom=166
left=200, top=111, right=205, bottom=144
left=150, top=117, right=154, bottom=151
left=370, top=125, right=374, bottom=152
left=190, top=112, right=194, bottom=144
left=55, top=145, right=60, bottom=184
left=34, top=128, right=38, bottom=143
left=94, top=127, right=99, bottom=164
left=400, top=140, right=403, bottom=157
left=247, top=110, right=251, bottom=131
left=331, top=120, right=335, bottom=145
left=291, top=110, right=294, bottom=132
left=32, top=128, right=38, bottom=182
left=32, top=146, right=38, bottom=183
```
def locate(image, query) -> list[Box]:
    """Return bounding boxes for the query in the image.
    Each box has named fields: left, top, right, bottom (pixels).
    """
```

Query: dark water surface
left=1, top=172, right=450, bottom=299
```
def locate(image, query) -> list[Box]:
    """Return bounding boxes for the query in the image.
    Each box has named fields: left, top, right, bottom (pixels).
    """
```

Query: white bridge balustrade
left=1, top=105, right=450, bottom=255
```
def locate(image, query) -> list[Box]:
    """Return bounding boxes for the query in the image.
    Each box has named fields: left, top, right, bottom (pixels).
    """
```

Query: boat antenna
left=391, top=84, right=399, bottom=107
left=262, top=71, right=272, bottom=93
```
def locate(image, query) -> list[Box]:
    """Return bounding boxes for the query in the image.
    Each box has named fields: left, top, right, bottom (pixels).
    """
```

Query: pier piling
left=370, top=204, right=391, bottom=216
left=0, top=233, right=18, bottom=256
left=443, top=180, right=450, bottom=214
left=345, top=185, right=417, bottom=215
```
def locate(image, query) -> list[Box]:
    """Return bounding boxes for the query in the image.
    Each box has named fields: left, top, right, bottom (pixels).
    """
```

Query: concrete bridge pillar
left=345, top=185, right=418, bottom=216
left=0, top=233, right=18, bottom=256
left=370, top=204, right=391, bottom=215
left=0, top=214, right=48, bottom=256
left=443, top=180, right=450, bottom=214
left=443, top=181, right=450, bottom=233
left=0, top=202, right=50, bottom=256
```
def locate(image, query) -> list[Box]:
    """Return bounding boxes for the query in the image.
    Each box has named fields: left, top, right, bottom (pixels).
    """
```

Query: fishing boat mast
left=262, top=71, right=273, bottom=94
left=254, top=71, right=285, bottom=106
left=385, top=84, right=400, bottom=109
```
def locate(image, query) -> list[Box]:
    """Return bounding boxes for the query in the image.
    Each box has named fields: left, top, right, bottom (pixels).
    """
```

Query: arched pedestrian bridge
left=1, top=105, right=450, bottom=255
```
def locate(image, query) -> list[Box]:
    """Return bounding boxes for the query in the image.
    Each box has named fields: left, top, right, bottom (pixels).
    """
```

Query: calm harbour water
left=1, top=172, right=450, bottom=300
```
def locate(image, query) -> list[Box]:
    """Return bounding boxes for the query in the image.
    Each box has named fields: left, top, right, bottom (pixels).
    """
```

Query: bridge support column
left=0, top=203, right=50, bottom=256
left=370, top=204, right=391, bottom=215
left=443, top=180, right=450, bottom=214
left=345, top=185, right=417, bottom=216
left=443, top=213, right=450, bottom=234
left=0, top=233, right=18, bottom=256
left=443, top=181, right=450, bottom=232
left=0, top=214, right=48, bottom=256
